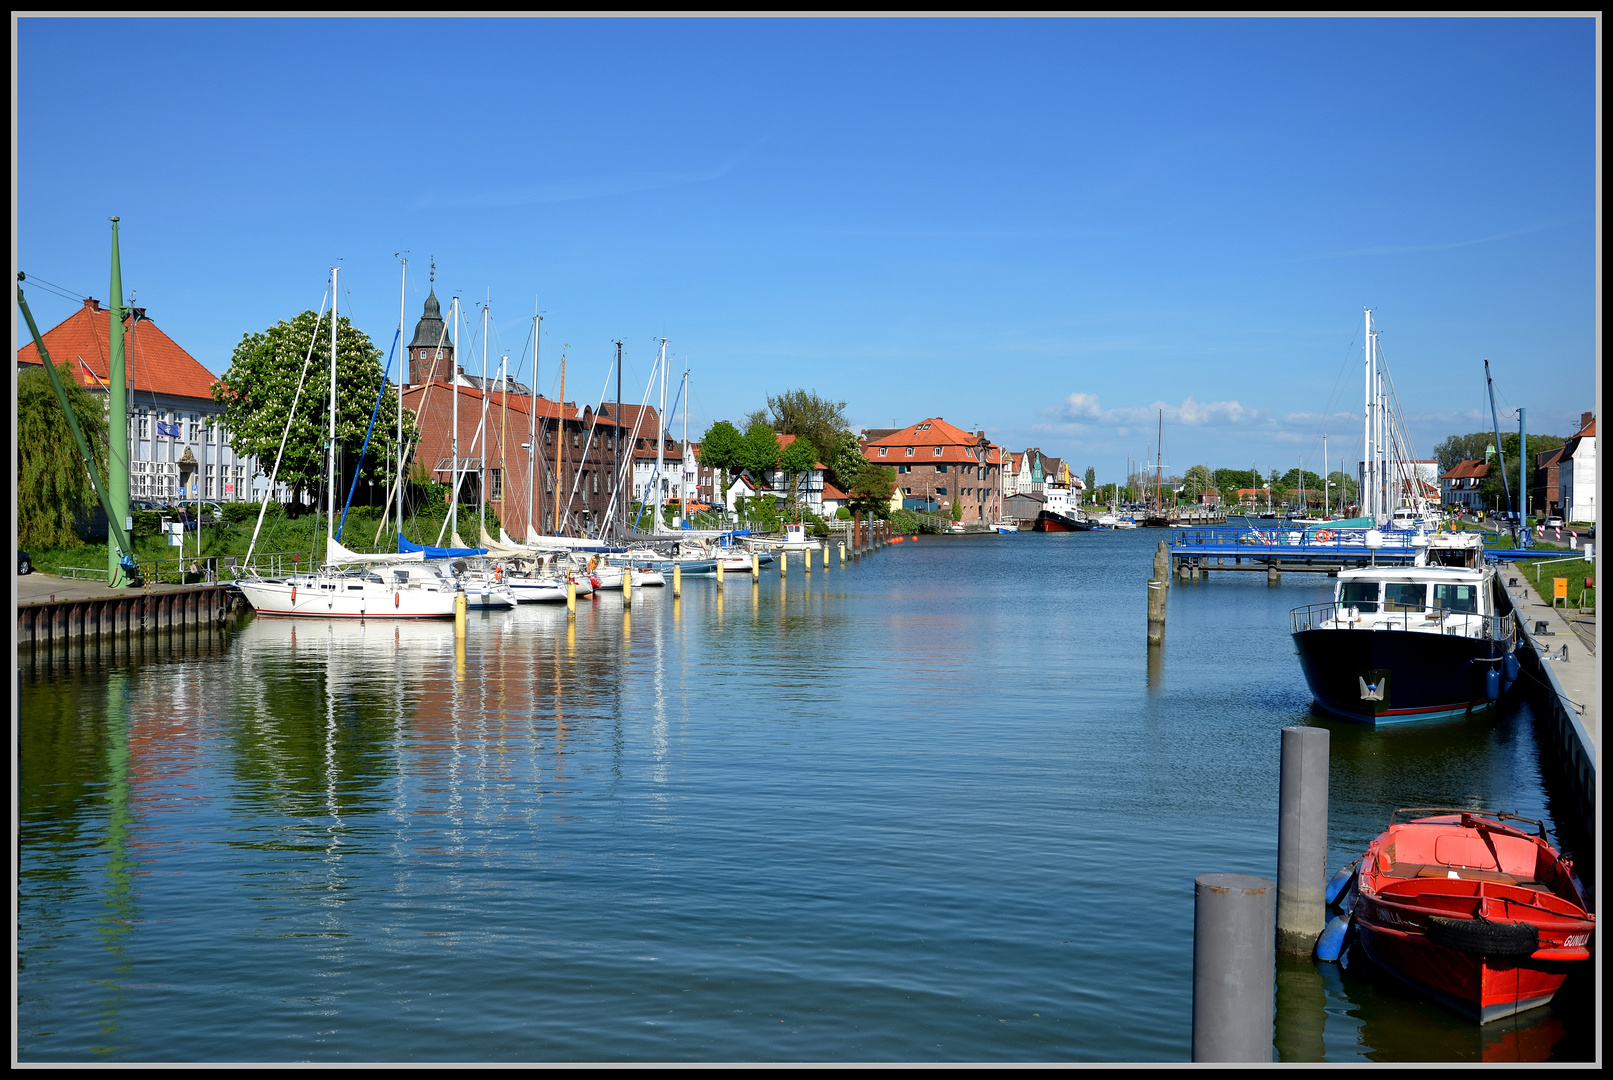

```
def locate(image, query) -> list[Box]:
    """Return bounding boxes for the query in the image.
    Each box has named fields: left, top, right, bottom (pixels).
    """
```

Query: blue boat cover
left=399, top=534, right=486, bottom=558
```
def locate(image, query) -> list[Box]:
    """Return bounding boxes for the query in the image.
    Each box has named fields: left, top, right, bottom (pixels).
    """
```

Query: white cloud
left=1049, top=392, right=1264, bottom=428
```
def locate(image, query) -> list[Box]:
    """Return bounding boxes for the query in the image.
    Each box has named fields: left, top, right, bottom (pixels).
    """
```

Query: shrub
left=222, top=500, right=283, bottom=524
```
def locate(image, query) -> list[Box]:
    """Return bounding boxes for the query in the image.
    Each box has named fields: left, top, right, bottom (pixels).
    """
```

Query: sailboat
left=236, top=268, right=460, bottom=620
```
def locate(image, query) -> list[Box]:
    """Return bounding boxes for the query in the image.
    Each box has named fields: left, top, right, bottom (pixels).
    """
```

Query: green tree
left=738, top=420, right=781, bottom=477
left=1183, top=464, right=1213, bottom=500
left=847, top=462, right=895, bottom=517
left=1433, top=432, right=1494, bottom=473
left=1475, top=431, right=1567, bottom=513
left=18, top=362, right=108, bottom=549
left=1325, top=471, right=1358, bottom=508
left=698, top=419, right=743, bottom=504
left=762, top=388, right=847, bottom=466
left=778, top=437, right=818, bottom=514
left=827, top=430, right=867, bottom=490
left=949, top=496, right=963, bottom=523
left=214, top=311, right=410, bottom=513
left=1083, top=466, right=1096, bottom=502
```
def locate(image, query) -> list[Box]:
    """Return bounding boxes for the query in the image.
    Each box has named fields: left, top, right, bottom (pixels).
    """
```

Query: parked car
left=1545, top=517, right=1564, bottom=528
left=18, top=550, right=32, bottom=575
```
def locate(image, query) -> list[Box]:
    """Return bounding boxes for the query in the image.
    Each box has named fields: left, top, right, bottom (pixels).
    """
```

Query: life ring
left=494, top=565, right=503, bottom=582
left=1316, top=530, right=1335, bottom=544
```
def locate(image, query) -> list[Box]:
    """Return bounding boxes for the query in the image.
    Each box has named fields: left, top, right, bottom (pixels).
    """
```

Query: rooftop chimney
left=84, top=297, right=100, bottom=311
left=1583, top=411, right=1594, bottom=429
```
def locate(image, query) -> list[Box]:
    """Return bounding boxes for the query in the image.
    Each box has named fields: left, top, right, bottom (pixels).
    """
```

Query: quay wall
left=1514, top=615, right=1596, bottom=846
left=16, top=584, right=246, bottom=651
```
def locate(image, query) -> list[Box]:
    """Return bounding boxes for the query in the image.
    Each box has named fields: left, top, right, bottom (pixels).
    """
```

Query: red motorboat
left=1351, top=809, right=1594, bottom=1024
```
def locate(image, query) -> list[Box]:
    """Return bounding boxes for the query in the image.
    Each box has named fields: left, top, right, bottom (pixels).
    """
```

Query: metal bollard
left=780, top=551, right=787, bottom=576
left=673, top=562, right=681, bottom=597
left=805, top=546, right=811, bottom=575
left=717, top=558, right=725, bottom=586
left=1192, top=873, right=1275, bottom=1062
left=838, top=542, right=845, bottom=565
left=1277, top=726, right=1329, bottom=954
left=566, top=579, right=576, bottom=615
left=455, top=589, right=467, bottom=639
left=623, top=566, right=632, bottom=606
left=823, top=544, right=829, bottom=569
left=752, top=553, right=759, bottom=576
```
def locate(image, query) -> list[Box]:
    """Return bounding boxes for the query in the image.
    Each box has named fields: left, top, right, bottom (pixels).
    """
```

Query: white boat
left=1113, top=516, right=1140, bottom=529
left=237, top=545, right=459, bottom=620
left=235, top=267, right=457, bottom=621
left=992, top=519, right=1019, bottom=534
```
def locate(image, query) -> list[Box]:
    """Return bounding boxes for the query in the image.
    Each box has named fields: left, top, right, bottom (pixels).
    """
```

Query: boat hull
left=1292, top=626, right=1507, bottom=724
left=1033, top=510, right=1092, bottom=532
left=1355, top=921, right=1569, bottom=1023
left=238, top=579, right=457, bottom=619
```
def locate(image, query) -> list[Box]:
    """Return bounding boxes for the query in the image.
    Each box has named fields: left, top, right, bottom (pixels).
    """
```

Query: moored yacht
left=1289, top=533, right=1515, bottom=723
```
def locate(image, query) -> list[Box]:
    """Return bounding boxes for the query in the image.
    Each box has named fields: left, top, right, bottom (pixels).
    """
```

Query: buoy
left=394, top=591, right=400, bottom=608
left=1316, top=530, right=1335, bottom=544
left=290, top=585, right=296, bottom=604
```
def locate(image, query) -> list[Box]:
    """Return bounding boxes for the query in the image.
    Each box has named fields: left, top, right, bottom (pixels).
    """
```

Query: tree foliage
left=1083, top=466, right=1096, bottom=500
left=738, top=421, right=781, bottom=477
left=778, top=437, right=818, bottom=509
left=18, top=362, right=108, bottom=549
left=1182, top=464, right=1213, bottom=498
left=826, top=430, right=867, bottom=490
left=847, top=462, right=895, bottom=517
left=697, top=419, right=743, bottom=503
left=214, top=311, right=410, bottom=512
left=762, top=388, right=847, bottom=467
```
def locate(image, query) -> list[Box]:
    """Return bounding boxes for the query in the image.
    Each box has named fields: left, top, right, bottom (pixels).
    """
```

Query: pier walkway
left=1167, top=525, right=1427, bottom=577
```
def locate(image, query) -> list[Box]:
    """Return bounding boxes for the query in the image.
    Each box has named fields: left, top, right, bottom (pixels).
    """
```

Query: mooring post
left=673, top=562, right=682, bottom=597
left=566, top=579, right=577, bottom=615
left=805, top=544, right=812, bottom=575
left=455, top=589, right=467, bottom=639
left=1192, top=873, right=1275, bottom=1062
left=1277, top=726, right=1329, bottom=954
left=717, top=558, right=725, bottom=586
left=1268, top=560, right=1281, bottom=585
left=1147, top=578, right=1166, bottom=645
left=823, top=544, right=829, bottom=569
left=780, top=551, right=787, bottom=577
left=838, top=542, right=845, bottom=565
left=751, top=553, right=759, bottom=576
left=622, top=565, right=632, bottom=607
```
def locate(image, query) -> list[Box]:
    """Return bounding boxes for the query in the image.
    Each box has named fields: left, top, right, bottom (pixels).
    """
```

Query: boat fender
left=1485, top=667, right=1501, bottom=701
left=1314, top=915, right=1351, bottom=963
left=1503, top=654, right=1520, bottom=684
left=290, top=585, right=296, bottom=604
left=1424, top=914, right=1538, bottom=958
left=395, top=591, right=400, bottom=608
left=1325, top=861, right=1358, bottom=910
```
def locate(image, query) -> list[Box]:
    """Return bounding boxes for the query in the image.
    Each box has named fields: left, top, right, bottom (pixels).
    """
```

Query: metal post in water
left=838, top=542, right=845, bottom=565
left=751, top=553, right=758, bottom=576
left=1147, top=578, right=1166, bottom=645
left=823, top=544, right=829, bottom=569
left=1192, top=873, right=1275, bottom=1062
left=1277, top=726, right=1329, bottom=955
left=673, top=562, right=681, bottom=597
left=622, top=565, right=632, bottom=607
left=716, top=558, right=725, bottom=586
left=455, top=589, right=466, bottom=639
left=805, top=545, right=811, bottom=575
left=780, top=551, right=787, bottom=576
left=566, top=579, right=576, bottom=615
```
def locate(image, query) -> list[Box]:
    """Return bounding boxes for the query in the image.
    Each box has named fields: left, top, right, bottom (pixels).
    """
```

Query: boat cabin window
left=1433, top=583, right=1479, bottom=614
left=1338, top=582, right=1379, bottom=609
left=1384, top=583, right=1428, bottom=612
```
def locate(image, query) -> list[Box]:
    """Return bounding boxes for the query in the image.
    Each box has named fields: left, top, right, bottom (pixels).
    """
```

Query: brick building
left=400, top=292, right=625, bottom=539
left=17, top=297, right=258, bottom=503
left=862, top=417, right=1004, bottom=522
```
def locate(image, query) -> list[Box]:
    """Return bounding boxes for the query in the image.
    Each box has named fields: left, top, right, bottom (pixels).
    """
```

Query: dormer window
left=878, top=447, right=887, bottom=456
left=905, top=447, right=914, bottom=457
left=933, top=447, right=943, bottom=456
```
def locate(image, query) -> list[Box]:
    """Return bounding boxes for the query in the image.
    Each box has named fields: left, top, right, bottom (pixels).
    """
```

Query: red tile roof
left=1441, top=459, right=1489, bottom=481
left=862, top=417, right=1003, bottom=465
left=16, top=298, right=219, bottom=401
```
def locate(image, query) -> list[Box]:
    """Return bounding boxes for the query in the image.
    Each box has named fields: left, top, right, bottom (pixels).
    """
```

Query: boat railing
left=1289, top=602, right=1515, bottom=643
left=1174, top=525, right=1425, bottom=550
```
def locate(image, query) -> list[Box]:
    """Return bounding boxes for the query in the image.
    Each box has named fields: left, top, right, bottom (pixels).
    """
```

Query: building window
left=573, top=432, right=580, bottom=448
left=905, top=447, right=914, bottom=457
left=903, top=487, right=912, bottom=495
left=878, top=447, right=887, bottom=456
left=934, top=446, right=943, bottom=456
left=490, top=469, right=502, bottom=500
left=138, top=410, right=149, bottom=439
left=936, top=487, right=948, bottom=495
left=188, top=414, right=200, bottom=441
left=936, top=464, right=948, bottom=474
left=205, top=465, right=216, bottom=498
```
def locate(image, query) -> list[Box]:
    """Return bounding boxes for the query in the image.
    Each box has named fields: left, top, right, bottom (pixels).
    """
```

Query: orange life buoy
left=1316, top=530, right=1335, bottom=544
left=494, top=565, right=503, bottom=582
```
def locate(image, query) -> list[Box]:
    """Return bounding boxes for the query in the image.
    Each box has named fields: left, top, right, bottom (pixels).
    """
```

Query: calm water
left=16, top=530, right=1593, bottom=1061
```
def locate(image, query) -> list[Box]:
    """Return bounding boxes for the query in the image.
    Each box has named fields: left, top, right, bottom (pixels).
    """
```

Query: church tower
left=408, top=264, right=454, bottom=384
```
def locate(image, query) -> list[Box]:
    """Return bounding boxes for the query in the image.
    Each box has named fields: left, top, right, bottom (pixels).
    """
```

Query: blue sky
left=16, top=17, right=1596, bottom=484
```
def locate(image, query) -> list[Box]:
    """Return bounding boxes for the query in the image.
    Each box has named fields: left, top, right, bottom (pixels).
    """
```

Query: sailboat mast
left=1363, top=308, right=1373, bottom=521
left=1323, top=434, right=1329, bottom=518
left=479, top=300, right=490, bottom=534
left=327, top=266, right=339, bottom=549
left=1154, top=409, right=1163, bottom=510
left=554, top=351, right=565, bottom=534
left=655, top=338, right=667, bottom=531
left=614, top=340, right=622, bottom=539
left=499, top=350, right=508, bottom=538
left=450, top=295, right=459, bottom=543
left=529, top=312, right=541, bottom=539
left=396, top=257, right=407, bottom=541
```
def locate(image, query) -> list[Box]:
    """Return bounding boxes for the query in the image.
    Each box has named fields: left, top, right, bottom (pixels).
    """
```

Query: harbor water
left=16, top=529, right=1593, bottom=1061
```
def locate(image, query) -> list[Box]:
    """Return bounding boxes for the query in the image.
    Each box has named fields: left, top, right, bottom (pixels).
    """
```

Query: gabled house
left=16, top=297, right=259, bottom=503
left=863, top=418, right=1004, bottom=521
left=1439, top=459, right=1489, bottom=512
left=1556, top=412, right=1596, bottom=524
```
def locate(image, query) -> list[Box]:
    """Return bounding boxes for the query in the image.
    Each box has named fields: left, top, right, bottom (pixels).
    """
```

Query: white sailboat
left=236, top=267, right=460, bottom=621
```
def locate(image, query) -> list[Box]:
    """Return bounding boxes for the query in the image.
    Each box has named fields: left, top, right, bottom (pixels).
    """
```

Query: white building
left=1556, top=413, right=1596, bottom=523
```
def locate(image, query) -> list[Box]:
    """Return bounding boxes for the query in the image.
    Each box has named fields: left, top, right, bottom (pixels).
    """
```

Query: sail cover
left=324, top=536, right=425, bottom=565
left=398, top=534, right=486, bottom=559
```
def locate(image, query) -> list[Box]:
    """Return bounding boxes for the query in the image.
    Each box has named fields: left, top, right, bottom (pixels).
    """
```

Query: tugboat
left=1289, top=531, right=1516, bottom=723
left=1344, top=809, right=1593, bottom=1023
